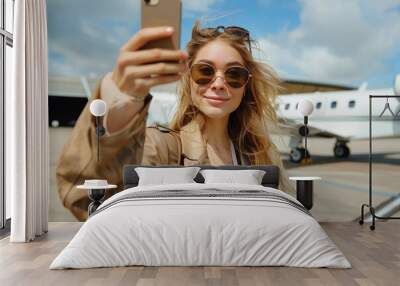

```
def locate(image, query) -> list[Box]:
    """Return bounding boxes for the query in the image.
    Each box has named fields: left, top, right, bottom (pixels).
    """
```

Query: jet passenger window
left=296, top=103, right=299, bottom=110
left=331, top=101, right=337, bottom=109
left=348, top=100, right=356, bottom=108
left=316, top=102, right=322, bottom=109
left=285, top=103, right=290, bottom=110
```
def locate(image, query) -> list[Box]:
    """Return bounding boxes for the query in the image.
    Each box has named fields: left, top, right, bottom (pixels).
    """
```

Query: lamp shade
left=298, top=99, right=314, bottom=116
left=90, top=99, right=107, bottom=117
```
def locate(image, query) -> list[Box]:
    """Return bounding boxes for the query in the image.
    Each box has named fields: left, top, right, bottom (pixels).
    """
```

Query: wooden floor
left=0, top=221, right=399, bottom=286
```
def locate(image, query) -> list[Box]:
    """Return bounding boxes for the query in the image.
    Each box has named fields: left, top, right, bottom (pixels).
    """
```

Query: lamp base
left=88, top=189, right=106, bottom=216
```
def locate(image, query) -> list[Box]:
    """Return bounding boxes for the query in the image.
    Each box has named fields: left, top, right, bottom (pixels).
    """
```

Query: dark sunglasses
left=198, top=25, right=252, bottom=54
left=190, top=62, right=252, bottom=89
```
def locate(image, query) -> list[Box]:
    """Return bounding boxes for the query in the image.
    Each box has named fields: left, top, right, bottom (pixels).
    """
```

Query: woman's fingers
left=145, top=74, right=182, bottom=88
left=122, top=62, right=187, bottom=79
left=116, top=49, right=188, bottom=72
left=121, top=26, right=174, bottom=51
left=115, top=62, right=185, bottom=95
left=111, top=27, right=189, bottom=98
left=118, top=74, right=181, bottom=96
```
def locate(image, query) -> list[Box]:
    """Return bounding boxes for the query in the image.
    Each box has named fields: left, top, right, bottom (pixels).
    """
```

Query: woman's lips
left=203, top=95, right=229, bottom=106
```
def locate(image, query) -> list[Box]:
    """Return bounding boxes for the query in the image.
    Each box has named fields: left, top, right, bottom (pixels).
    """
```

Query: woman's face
left=190, top=40, right=247, bottom=119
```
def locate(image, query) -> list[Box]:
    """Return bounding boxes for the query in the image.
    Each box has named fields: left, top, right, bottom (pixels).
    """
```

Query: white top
left=289, top=176, right=321, bottom=181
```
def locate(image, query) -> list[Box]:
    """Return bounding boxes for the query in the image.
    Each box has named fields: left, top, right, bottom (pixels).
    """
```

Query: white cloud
left=48, top=0, right=140, bottom=77
left=254, top=0, right=400, bottom=85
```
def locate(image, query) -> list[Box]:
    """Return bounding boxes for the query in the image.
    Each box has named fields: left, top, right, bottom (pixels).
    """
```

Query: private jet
left=277, top=75, right=400, bottom=162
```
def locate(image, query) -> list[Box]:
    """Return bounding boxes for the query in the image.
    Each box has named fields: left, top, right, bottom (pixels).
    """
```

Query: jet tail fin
left=394, top=74, right=400, bottom=96
left=358, top=82, right=368, bottom=91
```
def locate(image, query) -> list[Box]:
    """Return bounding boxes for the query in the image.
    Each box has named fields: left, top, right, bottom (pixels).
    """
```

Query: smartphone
left=141, top=0, right=182, bottom=50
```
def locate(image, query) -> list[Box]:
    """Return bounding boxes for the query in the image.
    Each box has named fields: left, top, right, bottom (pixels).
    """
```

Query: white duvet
left=50, top=183, right=351, bottom=269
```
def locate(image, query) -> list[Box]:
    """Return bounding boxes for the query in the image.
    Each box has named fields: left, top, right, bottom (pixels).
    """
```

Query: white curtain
left=8, top=0, right=49, bottom=242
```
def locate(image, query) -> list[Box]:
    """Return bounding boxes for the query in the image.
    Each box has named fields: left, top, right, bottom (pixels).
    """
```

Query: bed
left=50, top=165, right=351, bottom=269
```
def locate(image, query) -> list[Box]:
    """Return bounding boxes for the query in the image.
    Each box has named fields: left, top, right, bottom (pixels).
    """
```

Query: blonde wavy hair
left=170, top=21, right=282, bottom=165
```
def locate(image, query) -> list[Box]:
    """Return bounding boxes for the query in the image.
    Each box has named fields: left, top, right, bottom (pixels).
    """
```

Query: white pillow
left=135, top=167, right=201, bottom=186
left=200, top=169, right=266, bottom=185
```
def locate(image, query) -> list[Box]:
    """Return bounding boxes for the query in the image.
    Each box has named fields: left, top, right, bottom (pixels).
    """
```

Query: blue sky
left=47, top=0, right=400, bottom=89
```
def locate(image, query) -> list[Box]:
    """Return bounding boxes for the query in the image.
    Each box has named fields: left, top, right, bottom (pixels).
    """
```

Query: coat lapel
left=179, top=119, right=209, bottom=165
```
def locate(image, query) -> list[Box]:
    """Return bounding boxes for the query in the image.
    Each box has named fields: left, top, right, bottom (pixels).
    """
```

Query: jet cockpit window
left=285, top=103, right=290, bottom=110
left=348, top=100, right=356, bottom=108
left=316, top=102, right=322, bottom=109
left=331, top=101, right=337, bottom=109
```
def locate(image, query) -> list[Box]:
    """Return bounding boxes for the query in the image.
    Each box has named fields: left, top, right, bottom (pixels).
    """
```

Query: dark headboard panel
left=123, top=165, right=280, bottom=189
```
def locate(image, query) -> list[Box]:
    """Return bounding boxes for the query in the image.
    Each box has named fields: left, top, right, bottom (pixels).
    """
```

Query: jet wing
left=272, top=117, right=349, bottom=140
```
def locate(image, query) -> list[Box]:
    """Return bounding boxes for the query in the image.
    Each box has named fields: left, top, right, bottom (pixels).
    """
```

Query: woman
left=56, top=21, right=294, bottom=221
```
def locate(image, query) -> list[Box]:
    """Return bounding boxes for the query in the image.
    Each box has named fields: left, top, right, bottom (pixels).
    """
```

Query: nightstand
left=289, top=177, right=321, bottom=210
left=77, top=181, right=117, bottom=216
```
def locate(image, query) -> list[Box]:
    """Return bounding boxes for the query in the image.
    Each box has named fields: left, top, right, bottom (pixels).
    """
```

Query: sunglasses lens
left=191, top=64, right=250, bottom=88
left=191, top=64, right=215, bottom=85
left=225, top=67, right=249, bottom=88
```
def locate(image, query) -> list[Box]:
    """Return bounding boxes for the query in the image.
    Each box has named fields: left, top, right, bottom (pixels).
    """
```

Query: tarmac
left=273, top=135, right=400, bottom=222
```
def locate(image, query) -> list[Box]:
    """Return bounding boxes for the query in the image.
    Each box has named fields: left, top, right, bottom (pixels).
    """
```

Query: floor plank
left=0, top=221, right=399, bottom=286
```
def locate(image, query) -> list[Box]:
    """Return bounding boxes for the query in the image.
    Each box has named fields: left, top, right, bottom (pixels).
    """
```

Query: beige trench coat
left=56, top=85, right=293, bottom=221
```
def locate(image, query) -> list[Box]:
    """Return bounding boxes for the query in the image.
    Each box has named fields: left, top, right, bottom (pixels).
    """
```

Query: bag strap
left=169, top=131, right=184, bottom=165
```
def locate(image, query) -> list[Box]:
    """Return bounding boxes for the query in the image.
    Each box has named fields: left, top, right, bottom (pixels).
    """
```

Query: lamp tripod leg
left=96, top=116, right=100, bottom=162
left=304, top=128, right=307, bottom=164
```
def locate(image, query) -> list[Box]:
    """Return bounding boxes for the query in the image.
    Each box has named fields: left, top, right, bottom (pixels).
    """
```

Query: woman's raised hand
left=111, top=26, right=188, bottom=99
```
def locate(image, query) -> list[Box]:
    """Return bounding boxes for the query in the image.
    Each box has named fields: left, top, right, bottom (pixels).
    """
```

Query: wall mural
left=47, top=0, right=400, bottom=222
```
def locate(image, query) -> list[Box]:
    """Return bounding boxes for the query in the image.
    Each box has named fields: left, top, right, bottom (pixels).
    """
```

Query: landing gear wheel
left=289, top=147, right=310, bottom=163
left=370, top=225, right=375, bottom=231
left=359, top=220, right=364, bottom=225
left=334, top=144, right=350, bottom=158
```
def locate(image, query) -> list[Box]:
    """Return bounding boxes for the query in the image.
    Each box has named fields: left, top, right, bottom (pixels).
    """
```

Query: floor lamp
left=78, top=99, right=116, bottom=216
left=289, top=99, right=318, bottom=211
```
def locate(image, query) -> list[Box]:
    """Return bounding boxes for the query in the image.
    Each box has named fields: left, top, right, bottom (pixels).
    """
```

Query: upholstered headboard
left=123, top=165, right=280, bottom=189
